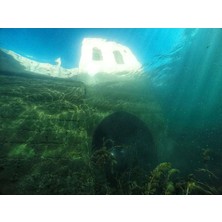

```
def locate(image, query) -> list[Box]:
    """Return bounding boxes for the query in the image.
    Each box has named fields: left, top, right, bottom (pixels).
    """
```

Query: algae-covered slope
left=0, top=71, right=91, bottom=194
left=0, top=70, right=165, bottom=194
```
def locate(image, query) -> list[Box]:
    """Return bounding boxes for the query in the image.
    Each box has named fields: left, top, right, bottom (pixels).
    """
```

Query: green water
left=0, top=71, right=165, bottom=194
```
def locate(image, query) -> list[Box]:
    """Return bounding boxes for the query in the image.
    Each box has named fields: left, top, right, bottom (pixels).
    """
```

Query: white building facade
left=78, top=38, right=142, bottom=76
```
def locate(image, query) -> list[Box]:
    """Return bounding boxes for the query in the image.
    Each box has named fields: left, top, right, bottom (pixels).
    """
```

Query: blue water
left=0, top=28, right=184, bottom=68
left=149, top=29, right=222, bottom=177
left=1, top=28, right=222, bottom=193
left=152, top=29, right=222, bottom=136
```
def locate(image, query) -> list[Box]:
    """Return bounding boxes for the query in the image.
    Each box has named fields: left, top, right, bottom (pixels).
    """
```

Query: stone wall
left=0, top=71, right=165, bottom=194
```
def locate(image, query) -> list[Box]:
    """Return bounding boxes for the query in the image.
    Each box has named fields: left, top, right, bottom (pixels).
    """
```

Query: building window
left=92, top=47, right=103, bottom=61
left=113, top=50, right=124, bottom=64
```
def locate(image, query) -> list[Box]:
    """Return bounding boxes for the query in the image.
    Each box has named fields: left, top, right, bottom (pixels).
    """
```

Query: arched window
left=92, top=47, right=103, bottom=61
left=113, top=50, right=124, bottom=64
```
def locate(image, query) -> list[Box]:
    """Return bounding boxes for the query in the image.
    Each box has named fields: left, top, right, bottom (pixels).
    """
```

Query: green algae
left=0, top=71, right=221, bottom=194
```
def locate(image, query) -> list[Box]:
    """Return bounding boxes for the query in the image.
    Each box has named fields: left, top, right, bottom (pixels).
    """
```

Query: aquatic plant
left=2, top=71, right=221, bottom=195
left=145, top=162, right=180, bottom=195
left=184, top=173, right=218, bottom=195
left=91, top=139, right=118, bottom=172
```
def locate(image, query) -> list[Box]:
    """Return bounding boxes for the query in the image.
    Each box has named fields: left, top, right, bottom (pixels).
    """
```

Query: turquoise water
left=152, top=30, right=222, bottom=156
left=151, top=29, right=222, bottom=189
left=0, top=28, right=183, bottom=68
left=0, top=28, right=222, bottom=194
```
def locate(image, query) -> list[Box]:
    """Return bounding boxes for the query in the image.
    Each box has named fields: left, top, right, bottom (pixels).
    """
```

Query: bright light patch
left=79, top=38, right=141, bottom=75
left=87, top=64, right=98, bottom=76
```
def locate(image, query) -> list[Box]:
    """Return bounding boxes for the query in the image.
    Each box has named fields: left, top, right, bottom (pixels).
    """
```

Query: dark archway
left=91, top=111, right=157, bottom=193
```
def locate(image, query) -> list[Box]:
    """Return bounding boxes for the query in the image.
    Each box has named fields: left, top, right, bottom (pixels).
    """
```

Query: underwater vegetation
left=0, top=71, right=222, bottom=194
left=144, top=162, right=218, bottom=195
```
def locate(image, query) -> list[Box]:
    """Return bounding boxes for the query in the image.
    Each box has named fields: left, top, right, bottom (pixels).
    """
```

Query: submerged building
left=79, top=38, right=142, bottom=75
left=0, top=38, right=142, bottom=78
left=0, top=37, right=168, bottom=194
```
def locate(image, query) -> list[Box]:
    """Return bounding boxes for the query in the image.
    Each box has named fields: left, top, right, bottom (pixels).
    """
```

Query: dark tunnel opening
left=91, top=111, right=157, bottom=192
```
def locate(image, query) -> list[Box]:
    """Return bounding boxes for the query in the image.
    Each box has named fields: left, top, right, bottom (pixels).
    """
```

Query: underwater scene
left=0, top=28, right=222, bottom=195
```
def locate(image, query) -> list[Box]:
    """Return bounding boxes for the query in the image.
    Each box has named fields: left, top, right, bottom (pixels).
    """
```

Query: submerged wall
left=0, top=71, right=165, bottom=194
